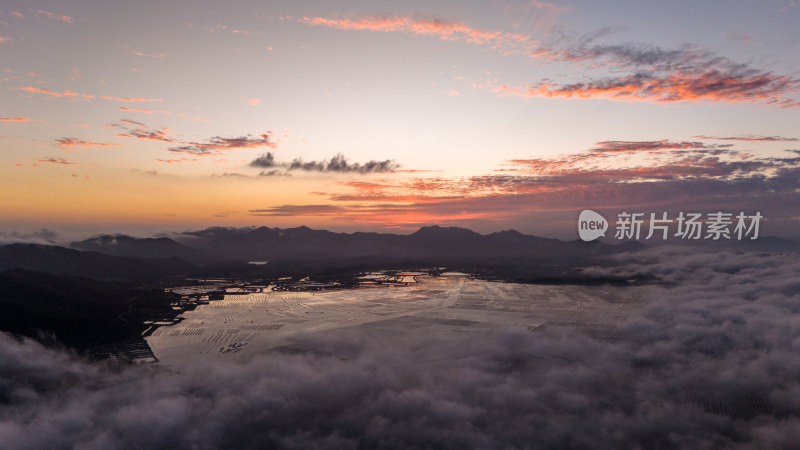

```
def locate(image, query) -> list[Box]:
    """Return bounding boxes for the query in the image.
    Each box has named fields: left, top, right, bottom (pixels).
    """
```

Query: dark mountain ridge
left=71, top=234, right=216, bottom=265
left=8, top=225, right=792, bottom=283
left=0, top=243, right=193, bottom=282
left=172, top=224, right=629, bottom=263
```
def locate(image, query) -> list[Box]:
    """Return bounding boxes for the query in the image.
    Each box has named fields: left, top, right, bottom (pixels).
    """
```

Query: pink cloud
left=485, top=68, right=800, bottom=107
left=299, top=13, right=800, bottom=109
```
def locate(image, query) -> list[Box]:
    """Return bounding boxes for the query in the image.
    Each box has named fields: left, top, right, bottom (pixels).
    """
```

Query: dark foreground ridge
left=0, top=269, right=181, bottom=353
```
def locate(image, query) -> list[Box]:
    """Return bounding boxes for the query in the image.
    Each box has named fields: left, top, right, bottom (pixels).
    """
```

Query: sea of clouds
left=2, top=247, right=799, bottom=449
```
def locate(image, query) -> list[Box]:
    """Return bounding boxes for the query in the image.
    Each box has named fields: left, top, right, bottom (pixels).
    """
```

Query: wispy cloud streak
left=298, top=14, right=800, bottom=107
left=169, top=133, right=275, bottom=156
left=297, top=15, right=530, bottom=53
left=250, top=152, right=399, bottom=174
left=109, top=120, right=176, bottom=142
left=56, top=138, right=121, bottom=151
left=694, top=134, right=799, bottom=142
left=36, top=157, right=77, bottom=165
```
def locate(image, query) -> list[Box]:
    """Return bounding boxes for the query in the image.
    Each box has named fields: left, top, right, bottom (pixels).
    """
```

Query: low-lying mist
left=2, top=248, right=799, bottom=448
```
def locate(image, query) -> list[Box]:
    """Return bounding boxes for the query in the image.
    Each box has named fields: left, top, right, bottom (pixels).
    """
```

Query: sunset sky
left=2, top=0, right=800, bottom=240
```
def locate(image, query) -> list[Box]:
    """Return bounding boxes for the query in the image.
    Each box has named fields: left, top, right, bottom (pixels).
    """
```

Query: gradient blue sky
left=2, top=0, right=799, bottom=240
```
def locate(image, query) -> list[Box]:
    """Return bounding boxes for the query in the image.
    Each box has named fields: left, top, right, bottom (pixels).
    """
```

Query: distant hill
left=0, top=226, right=653, bottom=283
left=8, top=224, right=794, bottom=284
left=72, top=235, right=216, bottom=265
left=175, top=225, right=638, bottom=263
left=0, top=244, right=193, bottom=282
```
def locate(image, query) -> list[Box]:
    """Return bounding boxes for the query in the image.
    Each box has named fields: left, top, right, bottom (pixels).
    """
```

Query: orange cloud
left=259, top=138, right=800, bottom=229
left=14, top=86, right=94, bottom=98
left=156, top=157, right=198, bottom=163
left=14, top=86, right=167, bottom=104
left=119, top=106, right=170, bottom=114
left=249, top=203, right=499, bottom=223
left=248, top=199, right=532, bottom=230
left=297, top=15, right=530, bottom=53
left=263, top=159, right=800, bottom=228
left=248, top=99, right=261, bottom=106
left=134, top=51, right=166, bottom=60
left=0, top=117, right=30, bottom=122
left=100, top=96, right=163, bottom=102
left=0, top=36, right=12, bottom=44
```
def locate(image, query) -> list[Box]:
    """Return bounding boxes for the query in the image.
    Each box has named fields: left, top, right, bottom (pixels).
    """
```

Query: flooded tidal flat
left=148, top=274, right=640, bottom=365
